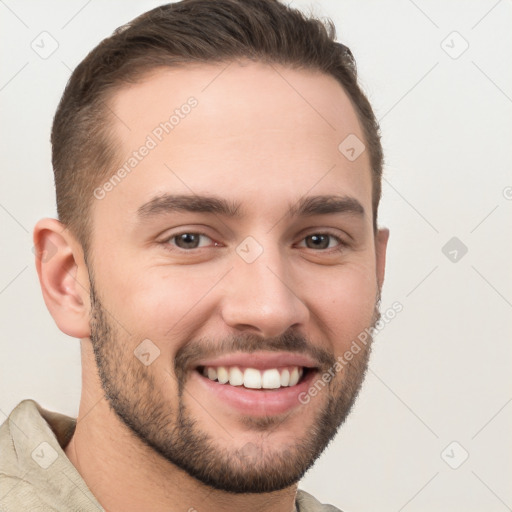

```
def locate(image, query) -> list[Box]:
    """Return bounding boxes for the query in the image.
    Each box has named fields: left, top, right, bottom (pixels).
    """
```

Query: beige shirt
left=0, top=400, right=342, bottom=512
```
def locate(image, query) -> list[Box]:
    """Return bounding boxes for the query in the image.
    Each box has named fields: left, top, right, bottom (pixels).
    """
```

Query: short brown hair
left=52, top=0, right=383, bottom=252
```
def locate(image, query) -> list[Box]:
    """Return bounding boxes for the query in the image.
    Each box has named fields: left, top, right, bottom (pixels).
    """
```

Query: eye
left=298, top=233, right=344, bottom=250
left=167, top=233, right=215, bottom=250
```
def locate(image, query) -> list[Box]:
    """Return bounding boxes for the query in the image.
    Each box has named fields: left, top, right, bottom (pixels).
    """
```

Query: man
left=0, top=0, right=388, bottom=510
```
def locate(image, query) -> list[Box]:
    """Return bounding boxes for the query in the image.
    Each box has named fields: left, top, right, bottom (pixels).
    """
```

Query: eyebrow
left=290, top=195, right=365, bottom=218
left=136, top=193, right=365, bottom=221
left=137, top=194, right=241, bottom=219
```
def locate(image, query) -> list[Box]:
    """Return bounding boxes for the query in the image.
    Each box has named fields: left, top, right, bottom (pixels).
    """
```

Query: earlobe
left=33, top=218, right=91, bottom=339
left=375, top=227, right=389, bottom=290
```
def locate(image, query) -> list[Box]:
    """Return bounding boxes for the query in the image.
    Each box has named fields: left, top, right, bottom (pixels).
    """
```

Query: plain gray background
left=1, top=1, right=511, bottom=510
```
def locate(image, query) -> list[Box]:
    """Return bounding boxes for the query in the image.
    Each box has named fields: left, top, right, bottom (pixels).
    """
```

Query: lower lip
left=191, top=369, right=318, bottom=417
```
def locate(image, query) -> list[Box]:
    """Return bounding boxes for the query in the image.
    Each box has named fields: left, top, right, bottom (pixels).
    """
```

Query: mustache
left=174, top=330, right=337, bottom=379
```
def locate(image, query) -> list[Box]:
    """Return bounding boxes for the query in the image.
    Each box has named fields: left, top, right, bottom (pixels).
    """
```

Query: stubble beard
left=88, top=275, right=379, bottom=493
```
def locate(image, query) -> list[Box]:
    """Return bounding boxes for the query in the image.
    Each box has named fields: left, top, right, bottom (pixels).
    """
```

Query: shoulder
left=0, top=400, right=52, bottom=510
left=0, top=400, right=103, bottom=512
left=0, top=399, right=41, bottom=457
left=296, top=489, right=344, bottom=512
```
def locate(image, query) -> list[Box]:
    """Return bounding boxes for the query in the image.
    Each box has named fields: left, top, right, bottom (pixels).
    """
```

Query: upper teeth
left=202, top=366, right=304, bottom=389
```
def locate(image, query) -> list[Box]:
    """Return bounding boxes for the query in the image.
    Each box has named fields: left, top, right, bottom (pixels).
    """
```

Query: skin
left=34, top=61, right=389, bottom=512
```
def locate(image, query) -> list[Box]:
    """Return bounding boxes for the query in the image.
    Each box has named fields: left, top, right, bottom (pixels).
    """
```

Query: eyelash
left=160, top=231, right=348, bottom=253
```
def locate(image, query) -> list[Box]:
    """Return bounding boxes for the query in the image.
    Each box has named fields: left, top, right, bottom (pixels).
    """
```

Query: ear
left=375, top=227, right=389, bottom=290
left=33, top=218, right=91, bottom=339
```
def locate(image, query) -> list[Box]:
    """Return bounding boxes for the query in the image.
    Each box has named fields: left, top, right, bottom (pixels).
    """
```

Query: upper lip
left=194, top=351, right=319, bottom=371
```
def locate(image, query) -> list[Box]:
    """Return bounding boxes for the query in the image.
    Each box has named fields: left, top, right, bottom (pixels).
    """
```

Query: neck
left=65, top=341, right=298, bottom=512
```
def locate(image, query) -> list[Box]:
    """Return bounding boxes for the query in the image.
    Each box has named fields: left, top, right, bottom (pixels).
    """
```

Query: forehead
left=94, top=61, right=372, bottom=226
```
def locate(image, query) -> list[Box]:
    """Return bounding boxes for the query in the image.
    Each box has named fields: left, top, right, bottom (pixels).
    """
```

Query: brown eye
left=171, top=233, right=212, bottom=249
left=302, top=234, right=342, bottom=250
left=305, top=234, right=330, bottom=249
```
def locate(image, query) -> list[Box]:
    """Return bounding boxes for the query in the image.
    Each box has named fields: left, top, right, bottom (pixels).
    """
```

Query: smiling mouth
left=197, top=365, right=312, bottom=390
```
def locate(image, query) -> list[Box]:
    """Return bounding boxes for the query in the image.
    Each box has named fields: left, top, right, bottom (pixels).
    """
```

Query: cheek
left=101, top=262, right=223, bottom=344
left=331, top=262, right=378, bottom=310
left=95, top=244, right=378, bottom=358
left=300, top=261, right=378, bottom=348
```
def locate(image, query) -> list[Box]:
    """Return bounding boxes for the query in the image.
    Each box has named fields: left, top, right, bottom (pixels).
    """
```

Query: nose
left=220, top=245, right=309, bottom=338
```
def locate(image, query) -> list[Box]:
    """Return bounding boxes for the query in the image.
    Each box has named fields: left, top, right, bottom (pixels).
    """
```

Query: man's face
left=85, top=61, right=386, bottom=492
